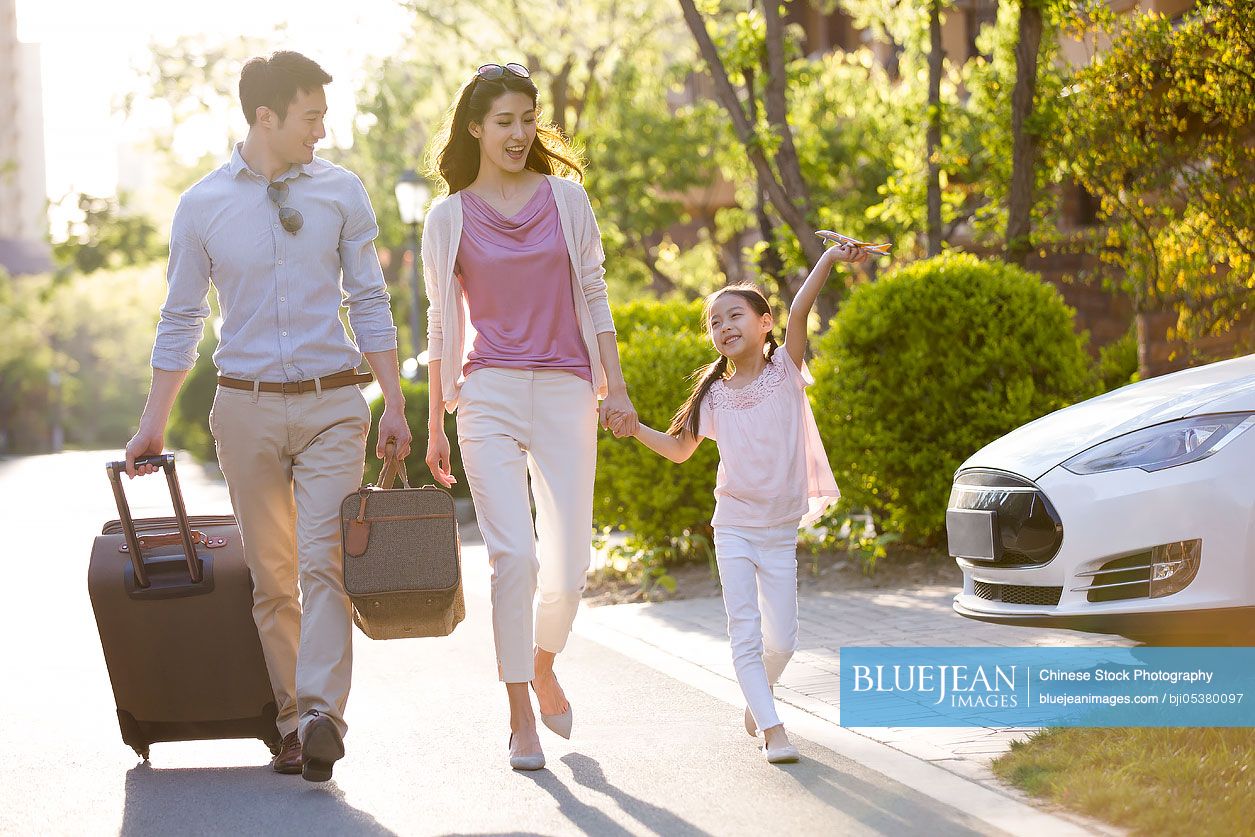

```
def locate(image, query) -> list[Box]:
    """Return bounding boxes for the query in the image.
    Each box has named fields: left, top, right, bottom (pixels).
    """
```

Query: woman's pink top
left=698, top=348, right=840, bottom=528
left=455, top=179, right=592, bottom=382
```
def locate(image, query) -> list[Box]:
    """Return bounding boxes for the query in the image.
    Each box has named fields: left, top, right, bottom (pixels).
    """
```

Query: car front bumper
left=950, top=431, right=1255, bottom=640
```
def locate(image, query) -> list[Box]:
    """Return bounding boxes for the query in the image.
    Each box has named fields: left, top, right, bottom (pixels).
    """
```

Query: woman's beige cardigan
left=421, top=175, right=617, bottom=413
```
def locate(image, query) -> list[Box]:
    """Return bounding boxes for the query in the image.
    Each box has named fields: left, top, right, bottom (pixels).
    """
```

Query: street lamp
left=394, top=169, right=431, bottom=379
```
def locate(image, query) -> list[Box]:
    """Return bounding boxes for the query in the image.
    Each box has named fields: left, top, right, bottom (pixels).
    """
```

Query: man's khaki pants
left=210, top=383, right=370, bottom=741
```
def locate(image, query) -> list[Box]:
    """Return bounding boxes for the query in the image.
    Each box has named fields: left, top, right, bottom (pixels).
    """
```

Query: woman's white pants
left=713, top=523, right=801, bottom=733
left=456, top=368, right=598, bottom=683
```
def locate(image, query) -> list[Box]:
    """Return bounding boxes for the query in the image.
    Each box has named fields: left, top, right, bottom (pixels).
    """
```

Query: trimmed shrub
left=365, top=378, right=468, bottom=496
left=594, top=298, right=721, bottom=548
left=811, top=252, right=1095, bottom=544
left=612, top=296, right=705, bottom=336
left=1096, top=325, right=1140, bottom=393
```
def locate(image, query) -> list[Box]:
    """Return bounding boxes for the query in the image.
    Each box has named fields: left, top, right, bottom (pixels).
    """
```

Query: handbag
left=340, top=442, right=465, bottom=639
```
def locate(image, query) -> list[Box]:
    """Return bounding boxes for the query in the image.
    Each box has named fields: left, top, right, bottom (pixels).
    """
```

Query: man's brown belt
left=217, top=369, right=374, bottom=395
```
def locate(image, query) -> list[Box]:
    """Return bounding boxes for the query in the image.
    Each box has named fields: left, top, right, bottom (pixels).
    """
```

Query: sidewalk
left=576, top=581, right=1132, bottom=791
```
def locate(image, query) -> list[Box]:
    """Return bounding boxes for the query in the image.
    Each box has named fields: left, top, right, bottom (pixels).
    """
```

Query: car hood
left=958, top=354, right=1255, bottom=480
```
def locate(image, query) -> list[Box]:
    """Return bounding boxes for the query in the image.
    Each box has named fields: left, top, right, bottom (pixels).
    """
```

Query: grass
left=993, top=727, right=1255, bottom=836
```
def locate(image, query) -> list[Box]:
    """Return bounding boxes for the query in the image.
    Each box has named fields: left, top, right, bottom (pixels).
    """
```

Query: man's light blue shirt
left=151, top=143, right=397, bottom=381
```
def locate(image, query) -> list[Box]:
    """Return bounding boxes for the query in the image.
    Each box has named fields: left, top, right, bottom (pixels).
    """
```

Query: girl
left=421, top=62, right=638, bottom=771
left=622, top=241, right=865, bottom=763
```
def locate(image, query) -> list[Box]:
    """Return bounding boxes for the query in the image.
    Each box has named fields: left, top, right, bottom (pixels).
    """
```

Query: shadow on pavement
left=120, top=763, right=397, bottom=836
left=509, top=754, right=709, bottom=837
left=559, top=753, right=710, bottom=837
left=779, top=757, right=997, bottom=836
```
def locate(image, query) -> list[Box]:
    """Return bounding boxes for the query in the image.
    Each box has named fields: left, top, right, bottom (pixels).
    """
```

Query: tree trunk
left=743, top=66, right=785, bottom=299
left=926, top=0, right=944, bottom=257
left=676, top=0, right=826, bottom=270
left=760, top=0, right=817, bottom=228
left=1006, top=0, right=1043, bottom=266
left=549, top=58, right=575, bottom=134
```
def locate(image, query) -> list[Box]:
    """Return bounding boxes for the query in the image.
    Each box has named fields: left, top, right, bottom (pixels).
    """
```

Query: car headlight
left=1062, top=412, right=1255, bottom=475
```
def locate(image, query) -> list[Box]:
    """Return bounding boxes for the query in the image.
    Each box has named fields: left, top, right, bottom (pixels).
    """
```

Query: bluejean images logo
left=839, top=647, right=1255, bottom=728
left=850, top=662, right=1020, bottom=709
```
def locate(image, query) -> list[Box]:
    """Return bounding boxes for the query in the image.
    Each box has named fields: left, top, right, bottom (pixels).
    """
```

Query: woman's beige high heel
left=540, top=706, right=573, bottom=739
left=508, top=733, right=546, bottom=771
left=530, top=679, right=573, bottom=739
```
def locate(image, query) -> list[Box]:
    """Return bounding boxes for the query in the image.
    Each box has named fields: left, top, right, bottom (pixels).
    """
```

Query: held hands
left=600, top=389, right=638, bottom=439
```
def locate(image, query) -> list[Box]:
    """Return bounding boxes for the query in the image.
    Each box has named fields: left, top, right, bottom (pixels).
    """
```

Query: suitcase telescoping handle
left=105, top=454, right=204, bottom=588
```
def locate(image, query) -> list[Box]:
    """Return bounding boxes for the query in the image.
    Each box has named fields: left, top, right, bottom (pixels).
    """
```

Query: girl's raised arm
left=785, top=243, right=865, bottom=367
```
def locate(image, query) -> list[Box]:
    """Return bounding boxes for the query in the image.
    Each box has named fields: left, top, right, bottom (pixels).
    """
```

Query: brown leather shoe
left=301, top=711, right=345, bottom=783
left=271, top=731, right=302, bottom=774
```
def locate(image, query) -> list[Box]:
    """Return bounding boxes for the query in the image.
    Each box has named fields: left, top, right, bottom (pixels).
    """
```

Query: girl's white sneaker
left=765, top=744, right=800, bottom=764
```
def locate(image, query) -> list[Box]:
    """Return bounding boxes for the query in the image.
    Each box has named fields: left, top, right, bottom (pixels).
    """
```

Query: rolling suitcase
left=88, top=453, right=281, bottom=760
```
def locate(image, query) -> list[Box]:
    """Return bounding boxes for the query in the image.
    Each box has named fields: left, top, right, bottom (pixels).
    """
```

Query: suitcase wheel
left=133, top=745, right=150, bottom=761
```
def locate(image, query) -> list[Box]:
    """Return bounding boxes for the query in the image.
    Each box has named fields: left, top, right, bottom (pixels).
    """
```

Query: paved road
left=1, top=451, right=1012, bottom=836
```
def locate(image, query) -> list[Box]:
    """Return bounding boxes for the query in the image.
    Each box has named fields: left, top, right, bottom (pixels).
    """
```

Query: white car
left=948, top=353, right=1255, bottom=644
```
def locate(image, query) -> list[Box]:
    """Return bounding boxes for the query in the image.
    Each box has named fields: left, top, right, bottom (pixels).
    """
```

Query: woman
left=421, top=62, right=638, bottom=771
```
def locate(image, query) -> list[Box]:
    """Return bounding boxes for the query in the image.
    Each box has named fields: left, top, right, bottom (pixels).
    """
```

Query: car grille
left=973, top=580, right=1063, bottom=606
left=1078, top=552, right=1152, bottom=603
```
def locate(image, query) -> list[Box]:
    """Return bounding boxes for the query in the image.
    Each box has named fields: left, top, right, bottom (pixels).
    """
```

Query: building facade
left=1, top=0, right=50, bottom=274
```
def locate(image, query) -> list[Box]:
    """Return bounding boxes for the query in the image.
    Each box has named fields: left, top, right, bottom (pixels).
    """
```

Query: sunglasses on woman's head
left=474, top=62, right=530, bottom=82
left=267, top=180, right=303, bottom=234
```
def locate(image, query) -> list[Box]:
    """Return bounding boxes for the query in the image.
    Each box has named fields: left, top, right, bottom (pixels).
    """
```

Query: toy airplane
left=816, top=230, right=893, bottom=255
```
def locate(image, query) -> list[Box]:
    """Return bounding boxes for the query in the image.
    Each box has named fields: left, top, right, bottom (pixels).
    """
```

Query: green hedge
left=167, top=332, right=220, bottom=462
left=1096, top=325, right=1139, bottom=393
left=594, top=299, right=720, bottom=547
left=612, top=296, right=706, bottom=336
left=811, top=253, right=1095, bottom=544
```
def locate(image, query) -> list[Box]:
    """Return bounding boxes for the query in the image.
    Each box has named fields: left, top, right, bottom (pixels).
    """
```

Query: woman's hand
left=600, top=389, right=639, bottom=438
left=425, top=426, right=457, bottom=488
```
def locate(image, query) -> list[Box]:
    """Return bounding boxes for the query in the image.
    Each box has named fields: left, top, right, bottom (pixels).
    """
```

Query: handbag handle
left=377, top=437, right=411, bottom=490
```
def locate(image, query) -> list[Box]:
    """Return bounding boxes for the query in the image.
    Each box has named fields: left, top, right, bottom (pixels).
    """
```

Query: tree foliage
left=52, top=193, right=167, bottom=276
left=580, top=62, right=732, bottom=297
left=0, top=266, right=168, bottom=453
left=1058, top=2, right=1255, bottom=340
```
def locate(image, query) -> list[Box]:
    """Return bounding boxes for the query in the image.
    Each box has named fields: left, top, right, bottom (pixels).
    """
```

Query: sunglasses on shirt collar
left=266, top=180, right=303, bottom=235
left=474, top=62, right=531, bottom=82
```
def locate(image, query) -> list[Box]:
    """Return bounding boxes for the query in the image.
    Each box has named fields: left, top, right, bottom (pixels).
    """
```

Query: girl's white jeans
left=456, top=367, right=598, bottom=683
left=713, top=523, right=801, bottom=733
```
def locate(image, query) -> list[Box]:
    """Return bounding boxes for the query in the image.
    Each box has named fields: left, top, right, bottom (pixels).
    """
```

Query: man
left=125, top=51, right=412, bottom=782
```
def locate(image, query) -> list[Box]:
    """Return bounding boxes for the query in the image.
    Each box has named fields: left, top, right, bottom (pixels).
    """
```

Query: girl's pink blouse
left=698, top=349, right=840, bottom=528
